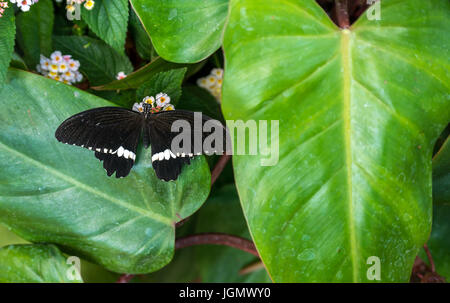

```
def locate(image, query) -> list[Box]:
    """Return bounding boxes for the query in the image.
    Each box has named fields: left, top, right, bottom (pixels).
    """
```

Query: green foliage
left=0, top=69, right=211, bottom=274
left=433, top=137, right=450, bottom=205
left=222, top=0, right=450, bottom=282
left=93, top=57, right=196, bottom=90
left=130, top=0, right=229, bottom=63
left=419, top=136, right=450, bottom=279
left=53, top=35, right=133, bottom=86
left=0, top=0, right=448, bottom=283
left=0, top=7, right=15, bottom=85
left=129, top=8, right=156, bottom=61
left=136, top=68, right=187, bottom=104
left=0, top=244, right=82, bottom=283
left=82, top=0, right=129, bottom=54
left=16, top=0, right=54, bottom=68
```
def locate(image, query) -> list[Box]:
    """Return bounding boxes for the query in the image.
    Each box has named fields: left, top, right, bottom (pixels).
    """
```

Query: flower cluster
left=36, top=51, right=83, bottom=85
left=132, top=93, right=175, bottom=114
left=0, top=1, right=8, bottom=17
left=116, top=71, right=127, bottom=80
left=66, top=0, right=95, bottom=12
left=9, top=0, right=39, bottom=12
left=197, top=68, right=223, bottom=101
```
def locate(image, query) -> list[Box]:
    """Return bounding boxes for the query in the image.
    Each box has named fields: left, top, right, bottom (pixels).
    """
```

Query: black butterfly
left=55, top=102, right=227, bottom=181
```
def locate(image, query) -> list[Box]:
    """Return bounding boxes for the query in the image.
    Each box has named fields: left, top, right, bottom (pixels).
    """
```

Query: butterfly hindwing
left=55, top=107, right=144, bottom=178
left=146, top=110, right=227, bottom=181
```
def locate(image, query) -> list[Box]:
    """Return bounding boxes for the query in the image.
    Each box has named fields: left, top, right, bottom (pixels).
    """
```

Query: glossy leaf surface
left=222, top=0, right=450, bottom=282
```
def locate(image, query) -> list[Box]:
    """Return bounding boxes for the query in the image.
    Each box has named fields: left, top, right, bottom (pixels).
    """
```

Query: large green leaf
left=53, top=36, right=133, bottom=86
left=82, top=0, right=128, bottom=54
left=130, top=0, right=229, bottom=63
left=0, top=7, right=15, bottom=85
left=222, top=0, right=450, bottom=282
left=0, top=69, right=211, bottom=274
left=16, top=0, right=54, bottom=68
left=0, top=244, right=82, bottom=283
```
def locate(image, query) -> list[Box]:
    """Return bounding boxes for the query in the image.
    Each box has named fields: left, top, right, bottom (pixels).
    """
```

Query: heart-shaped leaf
left=222, top=0, right=450, bottom=282
left=16, top=0, right=54, bottom=68
left=130, top=0, right=229, bottom=63
left=0, top=7, right=15, bottom=85
left=0, top=69, right=211, bottom=274
left=0, top=244, right=82, bottom=283
left=82, top=0, right=129, bottom=54
left=53, top=35, right=133, bottom=86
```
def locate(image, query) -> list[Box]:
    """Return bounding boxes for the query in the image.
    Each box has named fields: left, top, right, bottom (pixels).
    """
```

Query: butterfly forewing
left=55, top=107, right=144, bottom=178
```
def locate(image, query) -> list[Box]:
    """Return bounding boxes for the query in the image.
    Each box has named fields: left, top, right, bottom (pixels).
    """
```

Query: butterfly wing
left=146, top=110, right=227, bottom=181
left=55, top=107, right=144, bottom=178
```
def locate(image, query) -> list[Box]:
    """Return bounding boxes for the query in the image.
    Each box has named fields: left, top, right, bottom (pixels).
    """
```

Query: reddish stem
left=211, top=154, right=231, bottom=186
left=423, top=244, right=436, bottom=273
left=334, top=0, right=350, bottom=29
left=175, top=233, right=259, bottom=257
left=116, top=274, right=134, bottom=283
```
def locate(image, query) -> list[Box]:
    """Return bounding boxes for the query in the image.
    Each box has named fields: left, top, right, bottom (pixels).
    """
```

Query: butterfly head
left=132, top=93, right=175, bottom=116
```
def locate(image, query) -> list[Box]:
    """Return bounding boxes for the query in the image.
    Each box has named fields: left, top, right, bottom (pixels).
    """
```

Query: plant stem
left=334, top=0, right=350, bottom=29
left=423, top=244, right=435, bottom=273
left=211, top=154, right=231, bottom=185
left=116, top=232, right=258, bottom=283
left=116, top=274, right=134, bottom=283
left=175, top=233, right=259, bottom=257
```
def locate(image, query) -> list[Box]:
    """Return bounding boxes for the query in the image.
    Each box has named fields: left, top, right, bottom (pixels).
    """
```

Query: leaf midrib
left=341, top=29, right=359, bottom=282
left=0, top=141, right=173, bottom=226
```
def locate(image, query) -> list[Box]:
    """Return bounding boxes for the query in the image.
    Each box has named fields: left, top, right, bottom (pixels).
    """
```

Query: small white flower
left=51, top=51, right=63, bottom=63
left=40, top=56, right=50, bottom=71
left=163, top=104, right=175, bottom=111
left=58, top=62, right=69, bottom=73
left=206, top=75, right=218, bottom=88
left=17, top=0, right=31, bottom=12
left=49, top=63, right=59, bottom=73
left=9, top=0, right=16, bottom=3
left=143, top=96, right=155, bottom=106
left=116, top=71, right=127, bottom=80
left=197, top=77, right=208, bottom=88
left=155, top=93, right=170, bottom=107
left=68, top=59, right=80, bottom=71
left=211, top=68, right=223, bottom=78
left=47, top=71, right=58, bottom=79
left=132, top=102, right=144, bottom=113
left=75, top=71, right=83, bottom=82
left=62, top=71, right=75, bottom=81
left=84, top=0, right=95, bottom=10
left=66, top=4, right=75, bottom=12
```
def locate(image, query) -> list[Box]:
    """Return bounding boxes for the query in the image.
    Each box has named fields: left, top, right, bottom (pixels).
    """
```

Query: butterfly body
left=55, top=101, right=226, bottom=181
